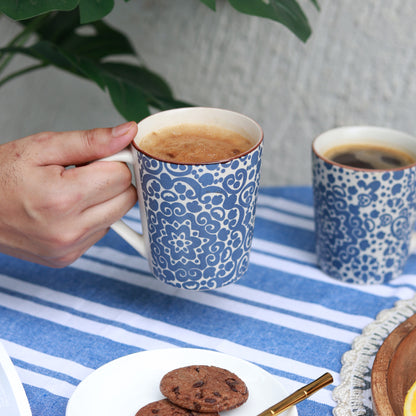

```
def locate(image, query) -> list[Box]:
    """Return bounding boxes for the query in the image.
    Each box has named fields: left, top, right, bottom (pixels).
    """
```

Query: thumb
left=33, top=121, right=138, bottom=166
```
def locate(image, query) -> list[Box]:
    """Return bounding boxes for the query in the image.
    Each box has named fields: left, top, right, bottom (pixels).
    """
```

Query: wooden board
left=372, top=313, right=416, bottom=416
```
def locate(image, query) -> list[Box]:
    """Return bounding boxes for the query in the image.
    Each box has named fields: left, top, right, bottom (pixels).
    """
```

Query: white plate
left=66, top=348, right=297, bottom=416
left=0, top=342, right=32, bottom=416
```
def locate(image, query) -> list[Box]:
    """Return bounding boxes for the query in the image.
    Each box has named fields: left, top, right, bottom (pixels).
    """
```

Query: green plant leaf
left=227, top=0, right=311, bottom=42
left=0, top=41, right=106, bottom=89
left=19, top=11, right=135, bottom=60
left=78, top=0, right=114, bottom=24
left=102, top=73, right=150, bottom=121
left=149, top=96, right=194, bottom=112
left=19, top=9, right=81, bottom=44
left=0, top=0, right=79, bottom=20
left=100, top=63, right=172, bottom=98
left=309, top=0, right=320, bottom=10
left=0, top=40, right=192, bottom=121
left=198, top=0, right=216, bottom=11
left=62, top=21, right=136, bottom=59
left=99, top=63, right=193, bottom=119
left=2, top=1, right=316, bottom=123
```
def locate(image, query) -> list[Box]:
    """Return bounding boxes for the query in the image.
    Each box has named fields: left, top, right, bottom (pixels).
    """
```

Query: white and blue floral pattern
left=137, top=143, right=263, bottom=290
left=313, top=154, right=416, bottom=284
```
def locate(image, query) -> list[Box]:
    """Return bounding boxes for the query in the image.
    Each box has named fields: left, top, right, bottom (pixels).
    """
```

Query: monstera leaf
left=0, top=0, right=318, bottom=121
left=0, top=10, right=191, bottom=121
left=0, top=0, right=113, bottom=24
left=0, top=0, right=318, bottom=40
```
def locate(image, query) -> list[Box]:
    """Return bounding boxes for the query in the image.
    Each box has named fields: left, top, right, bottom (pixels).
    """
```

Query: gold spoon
left=257, top=372, right=333, bottom=416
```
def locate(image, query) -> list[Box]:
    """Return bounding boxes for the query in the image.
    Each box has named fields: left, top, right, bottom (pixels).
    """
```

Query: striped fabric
left=1, top=186, right=415, bottom=416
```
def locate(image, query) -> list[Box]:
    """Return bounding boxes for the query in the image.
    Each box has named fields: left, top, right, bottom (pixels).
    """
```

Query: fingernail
left=112, top=121, right=135, bottom=137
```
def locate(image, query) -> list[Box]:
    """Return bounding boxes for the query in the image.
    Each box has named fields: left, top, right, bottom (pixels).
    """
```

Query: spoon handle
left=257, top=372, right=333, bottom=416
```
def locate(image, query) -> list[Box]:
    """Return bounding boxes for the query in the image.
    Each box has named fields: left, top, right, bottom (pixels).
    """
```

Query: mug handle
left=97, top=148, right=147, bottom=258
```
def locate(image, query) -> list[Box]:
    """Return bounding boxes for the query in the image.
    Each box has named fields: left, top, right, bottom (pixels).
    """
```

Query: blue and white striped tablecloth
left=1, top=186, right=415, bottom=416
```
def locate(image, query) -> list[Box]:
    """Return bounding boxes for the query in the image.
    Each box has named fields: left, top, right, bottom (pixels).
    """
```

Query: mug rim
left=131, top=107, right=264, bottom=165
left=312, top=125, right=416, bottom=172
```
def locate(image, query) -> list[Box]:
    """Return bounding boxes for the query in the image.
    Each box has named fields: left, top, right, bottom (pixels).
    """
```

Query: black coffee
left=324, top=143, right=415, bottom=169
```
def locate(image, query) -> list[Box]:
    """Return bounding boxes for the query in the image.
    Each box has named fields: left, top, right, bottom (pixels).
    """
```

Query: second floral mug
left=312, top=126, right=416, bottom=284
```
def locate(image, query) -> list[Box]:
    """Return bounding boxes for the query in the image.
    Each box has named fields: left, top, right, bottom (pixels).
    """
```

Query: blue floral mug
left=312, top=126, right=416, bottom=284
left=104, top=107, right=263, bottom=290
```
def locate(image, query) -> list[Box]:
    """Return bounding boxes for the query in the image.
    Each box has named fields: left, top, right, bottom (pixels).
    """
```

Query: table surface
left=1, top=186, right=416, bottom=416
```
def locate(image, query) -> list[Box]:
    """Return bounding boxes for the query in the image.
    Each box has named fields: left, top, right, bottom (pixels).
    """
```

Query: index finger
left=29, top=122, right=137, bottom=167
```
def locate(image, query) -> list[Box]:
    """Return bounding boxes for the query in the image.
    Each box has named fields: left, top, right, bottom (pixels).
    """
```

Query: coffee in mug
left=324, top=143, right=415, bottom=170
left=139, top=124, right=253, bottom=164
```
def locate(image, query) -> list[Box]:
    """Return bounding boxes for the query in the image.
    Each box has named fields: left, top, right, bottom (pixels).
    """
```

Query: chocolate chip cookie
left=135, top=399, right=219, bottom=415
left=160, top=365, right=248, bottom=413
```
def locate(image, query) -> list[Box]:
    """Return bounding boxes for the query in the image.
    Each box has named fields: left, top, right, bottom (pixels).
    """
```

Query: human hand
left=0, top=122, right=138, bottom=267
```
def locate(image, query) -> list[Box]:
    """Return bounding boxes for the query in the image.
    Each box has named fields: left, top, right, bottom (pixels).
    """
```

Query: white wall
left=1, top=0, right=416, bottom=186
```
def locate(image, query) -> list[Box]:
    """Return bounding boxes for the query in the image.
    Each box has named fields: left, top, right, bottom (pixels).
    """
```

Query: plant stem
left=0, top=14, right=49, bottom=74
left=0, top=63, right=48, bottom=88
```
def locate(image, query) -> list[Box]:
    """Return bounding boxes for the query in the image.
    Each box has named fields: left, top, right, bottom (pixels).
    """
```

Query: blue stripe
left=237, top=263, right=400, bottom=317
left=0, top=306, right=140, bottom=368
left=25, top=387, right=67, bottom=416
